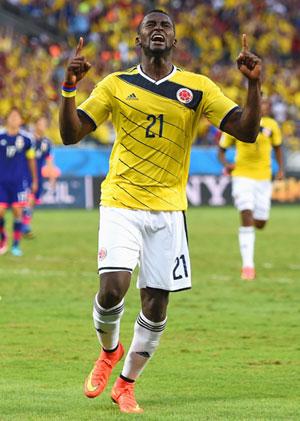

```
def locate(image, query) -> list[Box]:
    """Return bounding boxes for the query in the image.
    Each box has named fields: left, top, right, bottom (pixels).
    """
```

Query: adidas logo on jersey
left=126, top=93, right=138, bottom=100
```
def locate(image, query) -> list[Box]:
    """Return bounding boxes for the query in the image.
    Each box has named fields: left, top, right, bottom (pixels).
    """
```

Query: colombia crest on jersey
left=78, top=65, right=239, bottom=210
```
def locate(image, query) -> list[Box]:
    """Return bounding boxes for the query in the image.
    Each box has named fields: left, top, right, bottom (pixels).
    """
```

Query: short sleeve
left=219, top=132, right=235, bottom=149
left=77, top=75, right=113, bottom=128
left=202, top=77, right=240, bottom=129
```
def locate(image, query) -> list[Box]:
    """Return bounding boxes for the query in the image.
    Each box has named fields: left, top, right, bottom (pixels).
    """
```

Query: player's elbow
left=60, top=130, right=79, bottom=145
left=61, top=136, right=73, bottom=146
left=245, top=137, right=256, bottom=144
left=235, top=132, right=257, bottom=143
left=61, top=136, right=75, bottom=145
left=247, top=132, right=258, bottom=143
left=235, top=124, right=260, bottom=143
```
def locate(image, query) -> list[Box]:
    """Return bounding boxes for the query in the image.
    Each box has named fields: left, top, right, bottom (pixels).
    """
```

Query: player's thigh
left=253, top=180, right=272, bottom=220
left=138, top=211, right=191, bottom=292
left=97, top=206, right=141, bottom=276
left=232, top=177, right=255, bottom=211
left=98, top=271, right=132, bottom=308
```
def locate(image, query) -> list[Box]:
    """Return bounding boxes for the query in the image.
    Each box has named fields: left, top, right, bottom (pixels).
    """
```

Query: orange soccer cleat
left=84, top=343, right=124, bottom=398
left=111, top=377, right=144, bottom=414
left=241, top=267, right=256, bottom=281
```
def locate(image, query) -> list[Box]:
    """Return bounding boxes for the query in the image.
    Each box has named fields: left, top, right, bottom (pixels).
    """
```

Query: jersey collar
left=137, top=64, right=177, bottom=85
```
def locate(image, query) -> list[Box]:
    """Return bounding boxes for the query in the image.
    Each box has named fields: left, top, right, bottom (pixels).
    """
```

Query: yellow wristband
left=61, top=89, right=77, bottom=98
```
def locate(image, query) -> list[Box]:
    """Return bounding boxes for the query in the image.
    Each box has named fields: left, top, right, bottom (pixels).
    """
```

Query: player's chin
left=149, top=45, right=172, bottom=56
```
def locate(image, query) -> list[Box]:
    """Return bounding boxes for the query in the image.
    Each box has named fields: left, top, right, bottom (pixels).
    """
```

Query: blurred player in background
left=218, top=97, right=284, bottom=280
left=22, top=116, right=58, bottom=238
left=59, top=10, right=262, bottom=414
left=0, top=107, right=37, bottom=256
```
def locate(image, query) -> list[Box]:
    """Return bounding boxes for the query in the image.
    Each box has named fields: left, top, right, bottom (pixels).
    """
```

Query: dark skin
left=240, top=141, right=283, bottom=229
left=218, top=98, right=284, bottom=229
left=218, top=146, right=283, bottom=229
left=59, top=12, right=262, bottom=319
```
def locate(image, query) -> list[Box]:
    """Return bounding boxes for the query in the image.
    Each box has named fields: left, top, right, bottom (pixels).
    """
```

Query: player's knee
left=97, top=287, right=124, bottom=308
left=255, top=220, right=267, bottom=229
left=240, top=209, right=254, bottom=226
left=98, top=272, right=130, bottom=308
left=93, top=294, right=124, bottom=330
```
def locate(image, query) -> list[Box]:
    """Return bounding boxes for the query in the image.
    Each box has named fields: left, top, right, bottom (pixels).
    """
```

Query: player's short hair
left=35, top=115, right=49, bottom=124
left=7, top=106, right=22, bottom=118
left=137, top=9, right=175, bottom=34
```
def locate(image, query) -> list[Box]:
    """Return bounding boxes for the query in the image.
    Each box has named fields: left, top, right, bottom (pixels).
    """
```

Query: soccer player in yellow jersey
left=59, top=9, right=262, bottom=414
left=218, top=97, right=284, bottom=281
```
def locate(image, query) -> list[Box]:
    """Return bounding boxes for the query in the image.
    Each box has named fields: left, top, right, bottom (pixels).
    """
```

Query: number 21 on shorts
left=173, top=254, right=188, bottom=280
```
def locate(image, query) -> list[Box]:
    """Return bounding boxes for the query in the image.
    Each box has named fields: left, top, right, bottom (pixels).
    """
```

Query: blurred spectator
left=1, top=0, right=299, bottom=148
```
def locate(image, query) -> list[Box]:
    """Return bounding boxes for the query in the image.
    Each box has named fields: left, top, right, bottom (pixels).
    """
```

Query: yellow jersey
left=219, top=116, right=282, bottom=180
left=78, top=65, right=238, bottom=210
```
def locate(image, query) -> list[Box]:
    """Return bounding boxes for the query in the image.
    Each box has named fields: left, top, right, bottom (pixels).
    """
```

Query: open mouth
left=151, top=34, right=165, bottom=43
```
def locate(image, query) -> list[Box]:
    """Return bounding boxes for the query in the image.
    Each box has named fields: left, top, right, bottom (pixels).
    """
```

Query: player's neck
left=140, top=57, right=173, bottom=81
left=35, top=131, right=43, bottom=138
left=6, top=127, right=19, bottom=136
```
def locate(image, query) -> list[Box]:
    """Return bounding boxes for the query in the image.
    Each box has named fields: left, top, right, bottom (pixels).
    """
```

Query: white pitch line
left=276, top=277, right=295, bottom=284
left=34, top=254, right=93, bottom=264
left=0, top=268, right=96, bottom=278
left=262, top=262, right=273, bottom=269
left=288, top=264, right=300, bottom=270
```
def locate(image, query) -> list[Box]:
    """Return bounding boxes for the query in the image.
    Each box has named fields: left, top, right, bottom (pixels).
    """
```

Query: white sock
left=121, top=312, right=167, bottom=381
left=93, top=295, right=124, bottom=351
left=239, top=226, right=255, bottom=268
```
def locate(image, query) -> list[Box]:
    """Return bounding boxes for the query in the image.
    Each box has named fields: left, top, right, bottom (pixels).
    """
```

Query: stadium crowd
left=1, top=0, right=299, bottom=148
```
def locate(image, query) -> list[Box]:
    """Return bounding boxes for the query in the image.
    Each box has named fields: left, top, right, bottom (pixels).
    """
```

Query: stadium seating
left=0, top=0, right=299, bottom=148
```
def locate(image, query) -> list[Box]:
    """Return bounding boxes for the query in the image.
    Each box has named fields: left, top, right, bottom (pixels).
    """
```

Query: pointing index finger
left=75, top=37, right=83, bottom=56
left=242, top=33, right=248, bottom=52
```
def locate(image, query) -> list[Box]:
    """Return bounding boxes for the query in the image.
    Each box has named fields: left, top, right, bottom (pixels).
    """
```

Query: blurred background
left=0, top=0, right=300, bottom=206
left=2, top=4, right=300, bottom=419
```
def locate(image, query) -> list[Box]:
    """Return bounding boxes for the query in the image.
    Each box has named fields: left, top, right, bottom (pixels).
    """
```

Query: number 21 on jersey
left=145, top=114, right=164, bottom=138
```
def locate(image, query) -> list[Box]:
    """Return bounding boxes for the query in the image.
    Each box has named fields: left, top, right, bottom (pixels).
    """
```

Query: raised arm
left=222, top=34, right=262, bottom=143
left=59, top=37, right=94, bottom=145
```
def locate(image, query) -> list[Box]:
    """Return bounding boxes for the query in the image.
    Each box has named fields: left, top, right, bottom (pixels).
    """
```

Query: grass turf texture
left=0, top=206, right=299, bottom=420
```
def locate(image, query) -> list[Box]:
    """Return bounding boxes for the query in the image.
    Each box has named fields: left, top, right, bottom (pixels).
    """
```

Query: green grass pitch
left=0, top=206, right=299, bottom=420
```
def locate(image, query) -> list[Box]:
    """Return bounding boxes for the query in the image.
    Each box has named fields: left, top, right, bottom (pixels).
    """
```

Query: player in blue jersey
left=0, top=108, right=38, bottom=256
left=22, top=116, right=57, bottom=237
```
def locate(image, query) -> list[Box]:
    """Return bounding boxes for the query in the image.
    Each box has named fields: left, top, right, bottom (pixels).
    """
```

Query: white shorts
left=97, top=206, right=191, bottom=292
left=232, top=177, right=272, bottom=220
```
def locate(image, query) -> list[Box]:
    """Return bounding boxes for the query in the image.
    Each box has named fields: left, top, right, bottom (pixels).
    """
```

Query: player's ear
left=135, top=36, right=141, bottom=47
left=173, top=38, right=177, bottom=47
